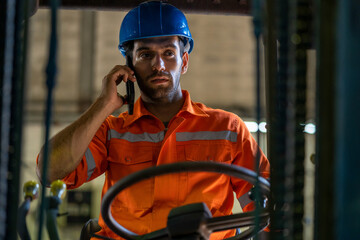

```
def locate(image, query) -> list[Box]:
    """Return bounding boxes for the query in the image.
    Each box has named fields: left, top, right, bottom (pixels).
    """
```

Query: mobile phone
left=126, top=56, right=135, bottom=115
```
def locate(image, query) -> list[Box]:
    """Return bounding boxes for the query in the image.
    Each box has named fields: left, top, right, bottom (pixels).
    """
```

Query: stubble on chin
left=145, top=83, right=175, bottom=101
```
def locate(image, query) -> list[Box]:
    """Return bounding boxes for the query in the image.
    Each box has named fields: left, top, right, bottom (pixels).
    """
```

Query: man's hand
left=100, top=65, right=136, bottom=112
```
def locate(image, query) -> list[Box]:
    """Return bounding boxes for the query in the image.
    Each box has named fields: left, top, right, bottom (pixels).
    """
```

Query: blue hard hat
left=118, top=1, right=194, bottom=56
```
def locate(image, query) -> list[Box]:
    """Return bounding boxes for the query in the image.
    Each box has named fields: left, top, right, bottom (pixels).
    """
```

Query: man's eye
left=139, top=53, right=151, bottom=58
left=164, top=51, right=175, bottom=57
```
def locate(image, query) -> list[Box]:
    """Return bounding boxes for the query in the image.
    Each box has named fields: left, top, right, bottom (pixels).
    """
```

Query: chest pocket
left=182, top=142, right=233, bottom=163
left=107, top=142, right=155, bottom=210
left=108, top=143, right=154, bottom=170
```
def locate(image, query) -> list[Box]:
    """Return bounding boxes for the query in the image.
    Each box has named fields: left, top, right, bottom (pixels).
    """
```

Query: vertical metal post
left=335, top=0, right=360, bottom=238
left=0, top=0, right=16, bottom=238
left=314, top=0, right=336, bottom=239
left=251, top=0, right=264, bottom=238
left=7, top=0, right=30, bottom=238
left=264, top=0, right=277, bottom=144
left=284, top=0, right=296, bottom=236
left=0, top=0, right=28, bottom=238
left=268, top=1, right=310, bottom=239
left=268, top=0, right=291, bottom=239
left=264, top=0, right=288, bottom=239
left=288, top=1, right=312, bottom=239
left=38, top=1, right=60, bottom=239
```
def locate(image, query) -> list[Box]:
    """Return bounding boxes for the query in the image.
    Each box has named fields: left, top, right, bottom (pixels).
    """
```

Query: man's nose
left=152, top=54, right=165, bottom=71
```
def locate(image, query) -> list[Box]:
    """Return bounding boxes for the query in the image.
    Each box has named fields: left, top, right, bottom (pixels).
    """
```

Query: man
left=36, top=1, right=270, bottom=239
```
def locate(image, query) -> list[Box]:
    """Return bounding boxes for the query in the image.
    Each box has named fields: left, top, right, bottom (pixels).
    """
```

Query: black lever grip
left=126, top=56, right=135, bottom=115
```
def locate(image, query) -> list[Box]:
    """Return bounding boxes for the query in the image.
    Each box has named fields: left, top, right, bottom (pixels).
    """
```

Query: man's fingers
left=118, top=93, right=127, bottom=104
left=116, top=73, right=128, bottom=84
left=129, top=73, right=137, bottom=82
left=106, top=65, right=136, bottom=84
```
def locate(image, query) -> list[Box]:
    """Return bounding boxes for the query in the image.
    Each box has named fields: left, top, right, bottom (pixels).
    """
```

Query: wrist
left=94, top=96, right=119, bottom=116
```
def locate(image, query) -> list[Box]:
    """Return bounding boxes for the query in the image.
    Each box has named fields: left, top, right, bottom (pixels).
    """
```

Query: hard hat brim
left=118, top=34, right=194, bottom=57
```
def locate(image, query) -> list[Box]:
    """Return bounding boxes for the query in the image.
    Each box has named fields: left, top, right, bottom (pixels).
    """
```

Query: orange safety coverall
left=57, top=90, right=270, bottom=239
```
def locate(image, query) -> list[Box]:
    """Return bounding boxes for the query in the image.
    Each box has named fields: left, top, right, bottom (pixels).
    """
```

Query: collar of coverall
left=122, top=90, right=209, bottom=128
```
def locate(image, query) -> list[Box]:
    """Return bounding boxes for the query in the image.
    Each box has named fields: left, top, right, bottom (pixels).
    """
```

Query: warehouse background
left=20, top=9, right=316, bottom=239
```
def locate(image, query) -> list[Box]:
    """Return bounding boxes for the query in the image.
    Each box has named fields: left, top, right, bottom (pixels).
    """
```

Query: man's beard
left=136, top=70, right=181, bottom=101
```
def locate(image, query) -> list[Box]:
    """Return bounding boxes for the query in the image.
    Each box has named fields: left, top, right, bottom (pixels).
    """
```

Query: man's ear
left=181, top=52, right=189, bottom=74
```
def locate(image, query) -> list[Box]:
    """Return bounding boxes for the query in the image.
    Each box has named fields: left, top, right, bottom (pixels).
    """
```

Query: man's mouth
left=149, top=74, right=170, bottom=84
left=151, top=78, right=169, bottom=84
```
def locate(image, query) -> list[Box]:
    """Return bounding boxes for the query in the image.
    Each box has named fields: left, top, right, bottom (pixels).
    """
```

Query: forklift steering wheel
left=101, top=161, right=270, bottom=240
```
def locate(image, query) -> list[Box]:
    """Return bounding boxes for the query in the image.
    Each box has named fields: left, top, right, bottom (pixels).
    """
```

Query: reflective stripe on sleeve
left=85, top=148, right=96, bottom=181
left=237, top=191, right=253, bottom=209
left=108, top=129, right=165, bottom=143
left=176, top=131, right=237, bottom=142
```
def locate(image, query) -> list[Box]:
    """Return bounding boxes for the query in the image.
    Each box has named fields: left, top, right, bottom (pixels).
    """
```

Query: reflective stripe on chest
left=108, top=129, right=238, bottom=143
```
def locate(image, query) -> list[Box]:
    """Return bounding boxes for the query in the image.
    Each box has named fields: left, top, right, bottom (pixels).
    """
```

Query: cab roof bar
left=38, top=0, right=251, bottom=15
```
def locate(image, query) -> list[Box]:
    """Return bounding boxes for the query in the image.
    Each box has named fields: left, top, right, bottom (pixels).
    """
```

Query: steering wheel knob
left=23, top=180, right=39, bottom=201
left=50, top=180, right=66, bottom=199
